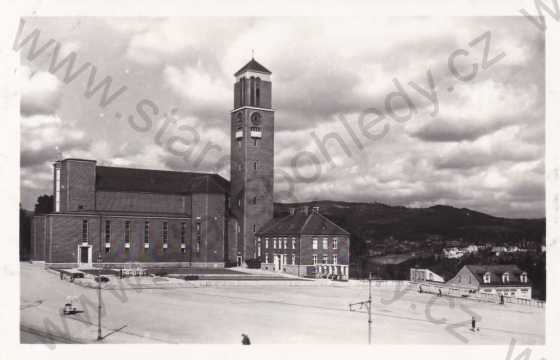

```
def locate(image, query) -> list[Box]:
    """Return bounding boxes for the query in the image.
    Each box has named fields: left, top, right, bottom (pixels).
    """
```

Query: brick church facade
left=30, top=59, right=351, bottom=272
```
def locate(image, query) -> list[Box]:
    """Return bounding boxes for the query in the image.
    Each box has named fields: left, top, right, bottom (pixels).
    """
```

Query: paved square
left=20, top=263, right=545, bottom=344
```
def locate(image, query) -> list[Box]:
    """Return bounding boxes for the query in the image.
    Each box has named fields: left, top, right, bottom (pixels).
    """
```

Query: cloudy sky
left=19, top=17, right=545, bottom=218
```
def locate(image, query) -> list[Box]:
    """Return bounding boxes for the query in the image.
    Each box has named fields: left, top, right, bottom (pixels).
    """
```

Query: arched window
left=483, top=272, right=491, bottom=284
left=502, top=272, right=510, bottom=283
left=255, top=77, right=261, bottom=107
left=520, top=272, right=528, bottom=283
left=240, top=77, right=246, bottom=105
left=250, top=76, right=255, bottom=106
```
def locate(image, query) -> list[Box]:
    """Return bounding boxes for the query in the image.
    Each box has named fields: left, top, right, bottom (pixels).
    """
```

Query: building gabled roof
left=257, top=209, right=350, bottom=236
left=234, top=58, right=271, bottom=76
left=95, top=166, right=229, bottom=195
left=464, top=264, right=530, bottom=286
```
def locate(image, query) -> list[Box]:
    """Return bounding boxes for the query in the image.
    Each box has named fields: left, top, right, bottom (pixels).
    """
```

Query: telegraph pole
left=349, top=272, right=373, bottom=344
left=368, top=273, right=372, bottom=344
left=97, top=253, right=102, bottom=341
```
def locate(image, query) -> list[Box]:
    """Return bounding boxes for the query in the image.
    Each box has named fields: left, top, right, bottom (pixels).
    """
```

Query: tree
left=34, top=194, right=53, bottom=214
left=19, top=204, right=31, bottom=260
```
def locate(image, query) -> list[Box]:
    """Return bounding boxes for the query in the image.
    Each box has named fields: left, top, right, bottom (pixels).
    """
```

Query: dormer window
left=520, top=272, right=528, bottom=283
left=502, top=272, right=510, bottom=283
left=483, top=272, right=491, bottom=284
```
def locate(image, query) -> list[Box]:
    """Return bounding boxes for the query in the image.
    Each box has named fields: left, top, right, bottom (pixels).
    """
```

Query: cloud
left=163, top=63, right=230, bottom=115
left=20, top=66, right=62, bottom=116
left=433, top=127, right=542, bottom=170
left=20, top=114, right=91, bottom=167
left=18, top=17, right=545, bottom=218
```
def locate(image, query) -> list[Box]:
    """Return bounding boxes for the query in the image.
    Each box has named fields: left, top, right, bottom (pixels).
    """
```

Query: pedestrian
left=438, top=288, right=442, bottom=297
left=471, top=316, right=476, bottom=332
left=500, top=294, right=505, bottom=305
left=241, top=333, right=251, bottom=345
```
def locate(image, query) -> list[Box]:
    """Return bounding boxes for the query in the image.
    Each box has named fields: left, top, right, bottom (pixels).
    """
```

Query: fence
left=412, top=281, right=545, bottom=308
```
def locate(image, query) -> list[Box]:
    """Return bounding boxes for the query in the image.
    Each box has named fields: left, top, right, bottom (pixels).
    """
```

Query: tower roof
left=234, top=58, right=271, bottom=76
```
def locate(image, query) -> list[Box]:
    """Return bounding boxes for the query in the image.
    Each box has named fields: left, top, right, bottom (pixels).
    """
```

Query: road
left=20, top=262, right=545, bottom=344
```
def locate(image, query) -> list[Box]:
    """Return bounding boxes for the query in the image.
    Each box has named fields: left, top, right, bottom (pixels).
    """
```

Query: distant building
left=256, top=206, right=350, bottom=279
left=492, top=246, right=508, bottom=256
left=410, top=268, right=444, bottom=283
left=446, top=265, right=532, bottom=299
left=463, top=244, right=479, bottom=254
left=442, top=247, right=464, bottom=258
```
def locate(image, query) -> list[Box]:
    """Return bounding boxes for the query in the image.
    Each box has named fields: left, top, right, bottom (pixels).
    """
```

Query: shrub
left=245, top=258, right=261, bottom=269
left=225, top=260, right=237, bottom=268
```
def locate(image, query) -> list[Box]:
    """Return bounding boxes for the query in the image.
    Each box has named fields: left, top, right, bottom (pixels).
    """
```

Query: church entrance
left=78, top=245, right=91, bottom=267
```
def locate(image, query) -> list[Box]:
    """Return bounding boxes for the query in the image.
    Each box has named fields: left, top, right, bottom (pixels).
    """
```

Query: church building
left=30, top=58, right=351, bottom=275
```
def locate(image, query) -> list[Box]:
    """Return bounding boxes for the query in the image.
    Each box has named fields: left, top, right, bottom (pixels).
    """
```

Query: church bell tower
left=229, top=58, right=274, bottom=264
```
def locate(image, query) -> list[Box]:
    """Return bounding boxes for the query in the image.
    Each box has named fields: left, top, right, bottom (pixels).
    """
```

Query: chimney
left=289, top=207, right=295, bottom=215
left=302, top=206, right=309, bottom=215
left=312, top=206, right=319, bottom=214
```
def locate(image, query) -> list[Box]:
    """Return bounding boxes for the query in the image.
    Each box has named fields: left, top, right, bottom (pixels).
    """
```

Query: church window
left=162, top=222, right=168, bottom=250
left=124, top=221, right=131, bottom=248
left=250, top=76, right=255, bottom=106
left=105, top=220, right=111, bottom=243
left=143, top=221, right=150, bottom=250
left=82, top=220, right=88, bottom=244
left=255, top=77, right=261, bottom=107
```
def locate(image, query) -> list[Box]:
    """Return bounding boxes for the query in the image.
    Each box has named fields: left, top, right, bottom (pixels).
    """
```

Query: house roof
left=234, top=58, right=272, bottom=76
left=257, top=210, right=350, bottom=236
left=95, top=166, right=229, bottom=195
left=464, top=264, right=530, bottom=286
